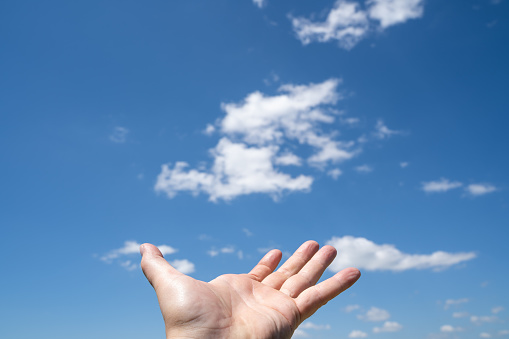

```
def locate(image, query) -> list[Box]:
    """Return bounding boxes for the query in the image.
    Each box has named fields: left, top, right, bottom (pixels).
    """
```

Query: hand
left=140, top=240, right=360, bottom=339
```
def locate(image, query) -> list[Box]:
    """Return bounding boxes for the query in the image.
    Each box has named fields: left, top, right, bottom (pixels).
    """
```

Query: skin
left=140, top=240, right=361, bottom=339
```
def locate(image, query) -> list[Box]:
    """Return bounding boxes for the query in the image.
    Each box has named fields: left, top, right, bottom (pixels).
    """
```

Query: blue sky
left=0, top=0, right=508, bottom=338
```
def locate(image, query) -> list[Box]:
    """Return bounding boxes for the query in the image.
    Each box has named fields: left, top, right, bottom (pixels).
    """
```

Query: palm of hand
left=141, top=241, right=360, bottom=339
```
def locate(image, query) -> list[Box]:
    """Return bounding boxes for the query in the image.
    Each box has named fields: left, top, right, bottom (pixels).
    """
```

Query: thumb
left=140, top=243, right=182, bottom=289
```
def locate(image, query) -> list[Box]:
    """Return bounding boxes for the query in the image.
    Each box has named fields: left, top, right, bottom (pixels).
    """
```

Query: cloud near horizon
left=326, top=236, right=476, bottom=272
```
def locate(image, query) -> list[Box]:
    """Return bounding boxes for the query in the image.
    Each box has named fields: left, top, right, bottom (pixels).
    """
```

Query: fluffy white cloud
left=328, top=168, right=343, bottom=179
left=170, top=259, right=195, bottom=274
left=465, top=184, right=497, bottom=196
left=480, top=333, right=492, bottom=338
left=358, top=307, right=390, bottom=322
left=252, top=0, right=266, bottom=9
left=368, top=0, right=424, bottom=28
left=290, top=1, right=369, bottom=50
left=444, top=298, right=469, bottom=310
left=373, top=321, right=402, bottom=333
left=290, top=0, right=425, bottom=49
left=421, top=178, right=463, bottom=193
left=109, top=126, right=129, bottom=143
left=155, top=79, right=371, bottom=201
left=327, top=236, right=476, bottom=272
left=349, top=330, right=368, bottom=338
left=440, top=325, right=463, bottom=333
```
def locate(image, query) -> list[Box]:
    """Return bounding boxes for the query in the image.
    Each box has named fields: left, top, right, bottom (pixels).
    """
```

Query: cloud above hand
left=156, top=79, right=394, bottom=202
left=327, top=236, right=476, bottom=271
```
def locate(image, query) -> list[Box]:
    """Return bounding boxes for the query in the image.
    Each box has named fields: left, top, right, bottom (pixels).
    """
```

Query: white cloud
left=155, top=79, right=371, bottom=202
left=444, top=298, right=469, bottom=310
left=358, top=307, right=391, bottom=322
left=373, top=321, right=403, bottom=333
left=327, top=236, right=476, bottom=272
left=452, top=312, right=470, bottom=318
left=290, top=0, right=425, bottom=49
left=355, top=164, right=373, bottom=173
left=253, top=0, right=266, bottom=9
left=345, top=304, right=361, bottom=313
left=328, top=168, right=343, bottom=179
left=480, top=333, right=492, bottom=338
left=100, top=241, right=189, bottom=272
left=204, top=124, right=216, bottom=135
left=421, top=178, right=463, bottom=193
left=492, top=306, right=505, bottom=314
left=300, top=321, right=331, bottom=330
left=170, top=259, right=195, bottom=274
left=290, top=1, right=369, bottom=50
left=293, top=329, right=309, bottom=337
left=207, top=249, right=219, bottom=257
left=471, top=315, right=499, bottom=325
left=349, top=330, right=368, bottom=338
left=465, top=184, right=497, bottom=196
left=440, top=325, right=463, bottom=333
left=373, top=119, right=401, bottom=139
left=400, top=161, right=409, bottom=168
left=367, top=0, right=424, bottom=29
left=242, top=228, right=253, bottom=237
left=109, top=126, right=129, bottom=143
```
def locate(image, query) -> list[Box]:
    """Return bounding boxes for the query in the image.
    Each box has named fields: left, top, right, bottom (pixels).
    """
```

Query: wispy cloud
left=471, top=315, right=499, bottom=325
left=252, top=0, right=266, bottom=9
left=109, top=126, right=129, bottom=143
left=465, top=184, right=497, bottom=196
left=373, top=321, right=403, bottom=333
left=444, top=298, right=469, bottom=310
left=421, top=178, right=463, bottom=193
left=440, top=325, right=463, bottom=333
left=349, top=330, right=368, bottom=338
left=327, top=236, right=476, bottom=272
left=355, top=164, right=373, bottom=173
left=290, top=0, right=425, bottom=49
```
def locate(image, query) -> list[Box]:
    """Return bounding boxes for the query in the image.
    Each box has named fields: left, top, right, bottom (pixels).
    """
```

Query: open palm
left=141, top=241, right=360, bottom=338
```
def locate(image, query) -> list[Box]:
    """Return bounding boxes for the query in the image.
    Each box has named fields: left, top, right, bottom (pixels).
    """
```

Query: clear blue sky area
left=1, top=0, right=508, bottom=338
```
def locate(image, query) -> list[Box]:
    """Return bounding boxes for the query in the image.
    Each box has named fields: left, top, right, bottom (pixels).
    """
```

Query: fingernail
left=140, top=244, right=145, bottom=256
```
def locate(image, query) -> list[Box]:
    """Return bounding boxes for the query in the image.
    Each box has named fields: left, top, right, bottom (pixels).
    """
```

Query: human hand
left=140, top=240, right=360, bottom=339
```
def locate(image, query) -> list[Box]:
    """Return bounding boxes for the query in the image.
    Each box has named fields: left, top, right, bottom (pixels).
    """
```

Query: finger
left=296, top=267, right=361, bottom=321
left=140, top=243, right=183, bottom=289
left=262, top=240, right=320, bottom=290
left=279, top=245, right=337, bottom=298
left=248, top=249, right=282, bottom=282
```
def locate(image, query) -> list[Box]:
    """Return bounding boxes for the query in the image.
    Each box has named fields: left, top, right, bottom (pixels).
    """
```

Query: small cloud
left=440, top=325, right=463, bottom=333
left=465, top=184, right=497, bottom=196
left=242, top=228, right=253, bottom=237
left=358, top=307, right=390, bottom=322
left=452, top=312, right=470, bottom=318
left=373, top=321, right=402, bottom=333
left=204, top=124, right=216, bottom=135
left=374, top=120, right=401, bottom=139
left=486, top=20, right=498, bottom=28
left=275, top=152, right=303, bottom=166
left=344, top=304, right=361, bottom=313
left=400, top=162, right=409, bottom=168
left=492, top=306, right=504, bottom=314
left=170, top=259, right=195, bottom=274
left=328, top=168, right=343, bottom=179
left=293, top=329, right=309, bottom=337
left=355, top=165, right=373, bottom=173
left=342, top=117, right=360, bottom=125
left=480, top=333, right=492, bottom=338
left=252, top=0, right=266, bottom=9
left=471, top=315, right=499, bottom=325
left=421, top=178, right=463, bottom=193
left=110, top=126, right=129, bottom=143
left=300, top=321, right=331, bottom=330
left=349, top=330, right=368, bottom=338
left=263, top=71, right=280, bottom=86
left=444, top=298, right=469, bottom=310
left=207, top=249, right=219, bottom=257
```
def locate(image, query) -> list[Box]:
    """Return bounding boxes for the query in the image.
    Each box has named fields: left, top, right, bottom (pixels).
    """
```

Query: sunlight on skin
left=141, top=241, right=361, bottom=338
